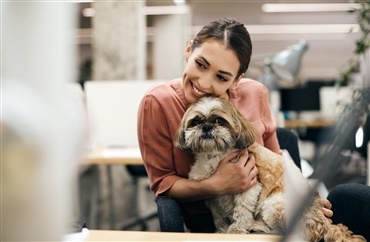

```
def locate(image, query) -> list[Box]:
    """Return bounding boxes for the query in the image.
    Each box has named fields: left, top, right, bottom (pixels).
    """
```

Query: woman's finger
left=321, top=198, right=332, bottom=210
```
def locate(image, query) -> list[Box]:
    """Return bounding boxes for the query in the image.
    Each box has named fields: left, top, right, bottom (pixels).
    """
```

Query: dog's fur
left=175, top=96, right=365, bottom=242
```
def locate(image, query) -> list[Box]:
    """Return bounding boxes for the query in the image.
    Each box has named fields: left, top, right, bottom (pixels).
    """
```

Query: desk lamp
left=259, top=40, right=309, bottom=90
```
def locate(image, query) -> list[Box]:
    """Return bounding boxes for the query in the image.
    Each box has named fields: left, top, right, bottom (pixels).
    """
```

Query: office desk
left=284, top=119, right=334, bottom=129
left=80, top=147, right=144, bottom=229
left=82, top=147, right=143, bottom=165
left=87, top=230, right=282, bottom=241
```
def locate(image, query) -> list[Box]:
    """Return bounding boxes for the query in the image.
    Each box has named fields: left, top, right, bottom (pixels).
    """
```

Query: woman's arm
left=167, top=150, right=258, bottom=201
left=139, top=94, right=187, bottom=197
left=259, top=86, right=281, bottom=154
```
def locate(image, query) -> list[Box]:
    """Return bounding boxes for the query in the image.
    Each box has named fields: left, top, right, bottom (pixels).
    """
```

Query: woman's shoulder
left=141, top=78, right=187, bottom=111
left=144, top=78, right=182, bottom=98
left=138, top=78, right=186, bottom=127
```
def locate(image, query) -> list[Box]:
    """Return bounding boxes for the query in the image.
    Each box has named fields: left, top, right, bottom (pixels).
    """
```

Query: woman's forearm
left=166, top=151, right=257, bottom=201
left=166, top=177, right=218, bottom=202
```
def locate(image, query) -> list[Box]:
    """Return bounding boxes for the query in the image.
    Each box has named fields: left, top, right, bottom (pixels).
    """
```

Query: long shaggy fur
left=175, top=96, right=365, bottom=242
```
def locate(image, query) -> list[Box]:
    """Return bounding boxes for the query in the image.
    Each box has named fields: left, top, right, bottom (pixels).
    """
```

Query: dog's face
left=175, top=96, right=257, bottom=154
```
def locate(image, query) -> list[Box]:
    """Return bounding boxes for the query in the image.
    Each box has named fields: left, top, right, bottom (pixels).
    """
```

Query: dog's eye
left=190, top=119, right=201, bottom=127
left=214, top=118, right=225, bottom=126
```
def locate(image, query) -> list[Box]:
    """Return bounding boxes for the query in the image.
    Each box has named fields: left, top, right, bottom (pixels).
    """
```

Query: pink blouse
left=137, top=78, right=281, bottom=197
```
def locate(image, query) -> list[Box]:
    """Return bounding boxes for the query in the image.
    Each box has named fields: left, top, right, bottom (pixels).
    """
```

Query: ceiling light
left=82, top=8, right=95, bottom=17
left=67, top=0, right=93, bottom=2
left=144, top=5, right=189, bottom=15
left=262, top=3, right=361, bottom=13
left=247, top=24, right=359, bottom=34
left=192, top=24, right=359, bottom=35
left=173, top=0, right=186, bottom=5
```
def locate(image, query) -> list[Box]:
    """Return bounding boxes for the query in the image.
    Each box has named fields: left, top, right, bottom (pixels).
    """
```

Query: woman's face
left=182, top=40, right=242, bottom=104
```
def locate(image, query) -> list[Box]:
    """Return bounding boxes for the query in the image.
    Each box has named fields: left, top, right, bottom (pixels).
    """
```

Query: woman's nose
left=198, top=76, right=212, bottom=90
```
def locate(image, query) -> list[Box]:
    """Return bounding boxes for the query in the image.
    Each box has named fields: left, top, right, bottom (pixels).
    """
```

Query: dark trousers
left=327, top=183, right=370, bottom=241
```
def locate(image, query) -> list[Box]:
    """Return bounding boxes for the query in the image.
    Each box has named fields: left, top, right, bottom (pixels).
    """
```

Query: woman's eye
left=195, top=61, right=206, bottom=70
left=215, top=118, right=225, bottom=125
left=216, top=74, right=228, bottom=82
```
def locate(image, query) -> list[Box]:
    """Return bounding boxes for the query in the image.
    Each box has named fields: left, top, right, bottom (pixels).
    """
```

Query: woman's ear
left=232, top=73, right=244, bottom=87
left=184, top=40, right=193, bottom=62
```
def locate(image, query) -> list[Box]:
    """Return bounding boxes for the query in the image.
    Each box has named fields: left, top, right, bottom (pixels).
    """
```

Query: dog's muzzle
left=201, top=124, right=214, bottom=139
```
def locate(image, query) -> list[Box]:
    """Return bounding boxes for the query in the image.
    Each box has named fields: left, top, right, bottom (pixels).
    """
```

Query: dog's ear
left=174, top=128, right=191, bottom=153
left=174, top=112, right=193, bottom=152
left=234, top=109, right=257, bottom=149
left=235, top=133, right=248, bottom=149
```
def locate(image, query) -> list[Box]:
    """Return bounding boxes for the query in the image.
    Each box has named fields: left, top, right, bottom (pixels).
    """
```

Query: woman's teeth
left=193, top=84, right=206, bottom=96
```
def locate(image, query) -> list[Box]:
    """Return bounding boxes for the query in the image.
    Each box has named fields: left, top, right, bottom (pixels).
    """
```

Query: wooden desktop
left=284, top=119, right=334, bottom=129
left=86, top=229, right=283, bottom=241
left=82, top=147, right=143, bottom=165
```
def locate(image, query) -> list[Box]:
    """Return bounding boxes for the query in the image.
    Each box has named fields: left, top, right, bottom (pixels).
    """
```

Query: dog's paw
left=216, top=228, right=227, bottom=233
left=259, top=194, right=285, bottom=231
left=227, top=224, right=248, bottom=234
left=214, top=219, right=229, bottom=233
left=250, top=220, right=272, bottom=233
left=215, top=225, right=228, bottom=233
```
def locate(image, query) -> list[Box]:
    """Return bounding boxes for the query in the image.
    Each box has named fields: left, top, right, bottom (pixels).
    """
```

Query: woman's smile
left=191, top=82, right=207, bottom=97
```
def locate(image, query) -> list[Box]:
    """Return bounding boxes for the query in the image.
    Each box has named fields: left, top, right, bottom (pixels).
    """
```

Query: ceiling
left=78, top=1, right=362, bottom=83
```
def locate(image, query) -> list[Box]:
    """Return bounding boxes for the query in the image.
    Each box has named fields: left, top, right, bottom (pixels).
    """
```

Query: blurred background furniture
left=82, top=80, right=164, bottom=230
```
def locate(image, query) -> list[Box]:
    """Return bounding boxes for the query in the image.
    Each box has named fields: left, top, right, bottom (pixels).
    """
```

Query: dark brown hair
left=191, top=17, right=252, bottom=78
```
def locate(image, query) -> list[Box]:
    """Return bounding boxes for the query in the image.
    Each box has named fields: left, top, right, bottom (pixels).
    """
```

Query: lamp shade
left=258, top=60, right=280, bottom=91
left=271, top=40, right=309, bottom=84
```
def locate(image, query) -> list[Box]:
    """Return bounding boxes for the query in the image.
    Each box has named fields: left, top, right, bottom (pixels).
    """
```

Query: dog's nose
left=202, top=124, right=213, bottom=132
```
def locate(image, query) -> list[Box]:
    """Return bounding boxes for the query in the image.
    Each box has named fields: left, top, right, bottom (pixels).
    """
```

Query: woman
left=137, top=17, right=332, bottom=232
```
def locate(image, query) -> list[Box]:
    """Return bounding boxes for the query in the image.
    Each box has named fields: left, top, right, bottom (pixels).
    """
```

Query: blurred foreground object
left=2, top=3, right=86, bottom=241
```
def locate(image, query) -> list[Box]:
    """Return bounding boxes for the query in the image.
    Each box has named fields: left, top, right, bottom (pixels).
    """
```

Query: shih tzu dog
left=175, top=96, right=365, bottom=242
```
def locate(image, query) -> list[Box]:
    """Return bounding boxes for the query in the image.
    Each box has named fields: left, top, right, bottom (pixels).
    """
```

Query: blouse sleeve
left=137, top=95, right=183, bottom=197
left=260, top=87, right=283, bottom=155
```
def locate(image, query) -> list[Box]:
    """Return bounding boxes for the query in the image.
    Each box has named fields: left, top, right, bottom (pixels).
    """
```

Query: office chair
left=156, top=127, right=302, bottom=232
left=120, top=165, right=159, bottom=231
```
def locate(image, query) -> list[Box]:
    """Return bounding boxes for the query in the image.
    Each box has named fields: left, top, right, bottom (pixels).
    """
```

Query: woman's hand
left=321, top=198, right=333, bottom=224
left=207, top=149, right=258, bottom=196
left=166, top=149, right=257, bottom=201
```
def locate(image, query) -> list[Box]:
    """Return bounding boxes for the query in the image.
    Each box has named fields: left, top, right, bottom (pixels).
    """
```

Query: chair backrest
left=276, top=127, right=301, bottom=171
left=84, top=80, right=165, bottom=147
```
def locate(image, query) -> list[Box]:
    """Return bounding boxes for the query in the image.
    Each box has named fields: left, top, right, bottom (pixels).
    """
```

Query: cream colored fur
left=175, top=96, right=365, bottom=242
